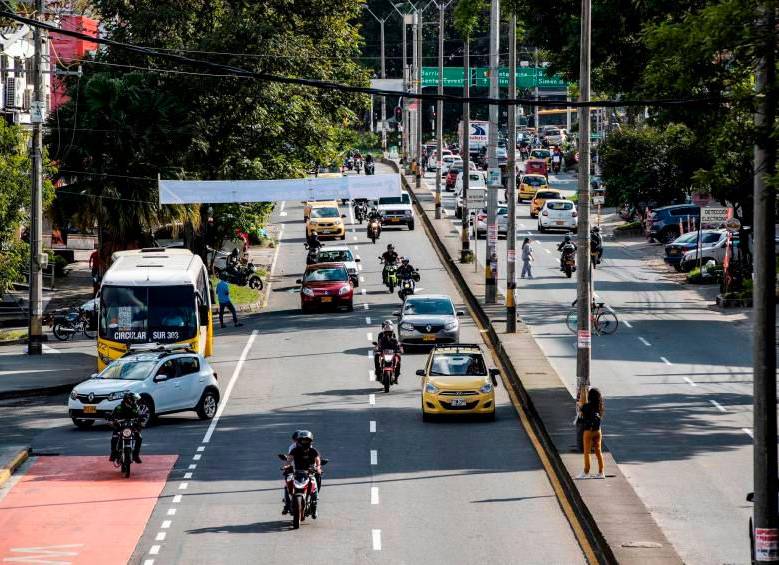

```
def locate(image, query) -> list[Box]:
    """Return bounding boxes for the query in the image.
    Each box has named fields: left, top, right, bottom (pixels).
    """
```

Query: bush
left=686, top=264, right=723, bottom=284
left=614, top=220, right=642, bottom=231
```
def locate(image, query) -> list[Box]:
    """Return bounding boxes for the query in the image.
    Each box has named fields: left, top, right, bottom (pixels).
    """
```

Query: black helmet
left=311, top=232, right=319, bottom=240
left=564, top=235, right=571, bottom=242
left=122, top=392, right=138, bottom=406
left=292, top=429, right=303, bottom=441
left=387, top=244, right=394, bottom=251
left=297, top=430, right=314, bottom=447
left=592, top=225, right=600, bottom=232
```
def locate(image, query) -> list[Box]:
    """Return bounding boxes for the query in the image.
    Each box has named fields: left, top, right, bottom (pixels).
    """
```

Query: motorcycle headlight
left=338, top=285, right=351, bottom=295
left=425, top=382, right=439, bottom=394
left=301, top=287, right=314, bottom=296
left=400, top=322, right=414, bottom=331
left=444, top=320, right=459, bottom=331
left=70, top=390, right=78, bottom=400
left=480, top=383, right=493, bottom=394
left=107, top=390, right=126, bottom=401
left=122, top=428, right=133, bottom=438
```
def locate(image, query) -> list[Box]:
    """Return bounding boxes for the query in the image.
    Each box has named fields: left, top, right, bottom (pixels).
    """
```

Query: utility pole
left=380, top=18, right=387, bottom=153
left=485, top=0, right=499, bottom=304
left=402, top=12, right=409, bottom=166
left=506, top=12, right=517, bottom=332
left=434, top=0, right=444, bottom=218
left=575, top=0, right=593, bottom=446
left=416, top=10, right=423, bottom=189
left=752, top=0, right=777, bottom=560
left=534, top=47, right=540, bottom=132
left=461, top=36, right=471, bottom=262
left=28, top=0, right=45, bottom=356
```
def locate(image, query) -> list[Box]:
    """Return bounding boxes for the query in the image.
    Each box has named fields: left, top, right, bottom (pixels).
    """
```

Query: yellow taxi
left=417, top=344, right=499, bottom=421
left=518, top=174, right=549, bottom=201
left=530, top=189, right=563, bottom=218
left=306, top=201, right=346, bottom=240
left=304, top=199, right=336, bottom=221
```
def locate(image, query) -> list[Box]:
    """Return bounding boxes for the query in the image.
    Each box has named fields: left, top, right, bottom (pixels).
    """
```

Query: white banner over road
left=159, top=174, right=402, bottom=204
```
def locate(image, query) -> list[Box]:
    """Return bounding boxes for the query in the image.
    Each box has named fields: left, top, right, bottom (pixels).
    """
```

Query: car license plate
left=422, top=335, right=436, bottom=342
left=670, top=249, right=679, bottom=255
left=450, top=398, right=466, bottom=407
left=320, top=230, right=332, bottom=234
left=321, top=296, right=333, bottom=303
left=389, top=217, right=400, bottom=222
left=83, top=405, right=96, bottom=414
left=556, top=220, right=565, bottom=225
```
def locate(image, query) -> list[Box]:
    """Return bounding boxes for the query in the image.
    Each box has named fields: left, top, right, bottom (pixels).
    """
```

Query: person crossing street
left=216, top=274, right=243, bottom=329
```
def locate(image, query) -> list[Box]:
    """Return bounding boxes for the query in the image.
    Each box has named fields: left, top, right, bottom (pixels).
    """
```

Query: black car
left=664, top=230, right=724, bottom=271
left=648, top=204, right=701, bottom=243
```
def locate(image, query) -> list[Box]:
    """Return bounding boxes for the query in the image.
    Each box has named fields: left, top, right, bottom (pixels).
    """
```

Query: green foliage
left=210, top=276, right=262, bottom=306
left=614, top=220, right=642, bottom=231
left=453, top=0, right=488, bottom=39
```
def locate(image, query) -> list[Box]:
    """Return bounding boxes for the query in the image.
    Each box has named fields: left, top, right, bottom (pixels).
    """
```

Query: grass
left=0, top=328, right=27, bottom=342
left=210, top=276, right=263, bottom=306
left=614, top=220, right=643, bottom=231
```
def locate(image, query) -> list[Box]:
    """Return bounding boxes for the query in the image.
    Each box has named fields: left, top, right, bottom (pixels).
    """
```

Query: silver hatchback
left=395, top=294, right=464, bottom=345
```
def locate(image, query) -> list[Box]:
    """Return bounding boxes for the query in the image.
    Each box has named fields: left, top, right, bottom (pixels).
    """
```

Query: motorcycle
left=561, top=247, right=577, bottom=278
left=377, top=347, right=399, bottom=393
left=397, top=270, right=419, bottom=301
left=50, top=307, right=96, bottom=341
left=304, top=243, right=321, bottom=265
left=551, top=156, right=562, bottom=173
left=214, top=262, right=264, bottom=290
left=381, top=261, right=398, bottom=293
left=354, top=159, right=363, bottom=174
left=112, top=419, right=139, bottom=478
left=354, top=200, right=369, bottom=224
left=365, top=161, right=375, bottom=175
left=367, top=218, right=382, bottom=244
left=277, top=454, right=329, bottom=529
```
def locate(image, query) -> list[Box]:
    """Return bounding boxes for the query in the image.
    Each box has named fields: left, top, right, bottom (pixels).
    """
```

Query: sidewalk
left=0, top=341, right=96, bottom=399
left=394, top=162, right=682, bottom=564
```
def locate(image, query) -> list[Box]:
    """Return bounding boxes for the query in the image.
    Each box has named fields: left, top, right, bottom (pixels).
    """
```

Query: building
left=0, top=24, right=50, bottom=126
left=50, top=14, right=98, bottom=111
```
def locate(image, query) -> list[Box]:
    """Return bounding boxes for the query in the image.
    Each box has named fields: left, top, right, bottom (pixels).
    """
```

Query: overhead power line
left=0, top=9, right=731, bottom=108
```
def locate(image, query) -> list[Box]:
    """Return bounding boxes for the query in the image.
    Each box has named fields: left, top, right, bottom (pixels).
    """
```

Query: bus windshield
left=99, top=285, right=198, bottom=344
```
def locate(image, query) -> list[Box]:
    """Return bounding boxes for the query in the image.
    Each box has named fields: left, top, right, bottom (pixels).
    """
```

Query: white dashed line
left=369, top=394, right=376, bottom=405
left=155, top=532, right=166, bottom=541
left=710, top=400, right=727, bottom=413
left=544, top=248, right=551, bottom=254
left=370, top=420, right=376, bottom=433
left=360, top=276, right=365, bottom=282
left=193, top=454, right=201, bottom=461
left=366, top=317, right=372, bottom=325
left=188, top=464, right=197, bottom=470
left=638, top=337, right=652, bottom=346
left=167, top=508, right=177, bottom=516
left=179, top=483, right=189, bottom=490
left=367, top=332, right=373, bottom=341
left=683, top=377, right=697, bottom=387
left=183, top=472, right=193, bottom=479
left=371, top=487, right=380, bottom=505
left=358, top=264, right=363, bottom=271
left=196, top=446, right=205, bottom=452
left=372, top=529, right=382, bottom=550
left=361, top=288, right=366, bottom=295
left=356, top=254, right=361, bottom=260
left=370, top=450, right=378, bottom=465
left=743, top=428, right=754, bottom=438
left=143, top=560, right=154, bottom=565
left=363, top=303, right=369, bottom=310
left=353, top=236, right=358, bottom=241
left=369, top=370, right=374, bottom=381
left=161, top=520, right=172, bottom=529
left=173, top=495, right=182, bottom=503
left=660, top=356, right=672, bottom=366
left=280, top=201, right=286, bottom=213
left=622, top=320, right=633, bottom=328
left=149, top=546, right=160, bottom=556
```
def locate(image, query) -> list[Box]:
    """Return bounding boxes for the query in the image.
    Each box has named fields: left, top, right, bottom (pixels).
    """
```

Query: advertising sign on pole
left=487, top=224, right=498, bottom=245
left=700, top=207, right=729, bottom=225
left=467, top=188, right=487, bottom=209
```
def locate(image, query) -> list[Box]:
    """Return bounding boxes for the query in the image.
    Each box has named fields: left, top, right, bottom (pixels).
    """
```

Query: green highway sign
left=422, top=67, right=568, bottom=90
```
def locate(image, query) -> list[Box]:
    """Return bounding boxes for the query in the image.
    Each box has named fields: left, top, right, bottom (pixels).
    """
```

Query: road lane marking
left=370, top=450, right=378, bottom=465
left=196, top=446, right=204, bottom=452
left=710, top=400, right=727, bottom=412
left=262, top=224, right=285, bottom=305
left=370, top=420, right=376, bottom=433
left=371, top=487, right=380, bottom=504
left=372, top=529, right=382, bottom=550
left=367, top=332, right=373, bottom=341
left=167, top=509, right=176, bottom=516
left=366, top=317, right=371, bottom=325
left=358, top=264, right=363, bottom=271
left=356, top=254, right=361, bottom=260
left=369, top=394, right=375, bottom=405
left=202, top=330, right=258, bottom=444
left=279, top=211, right=288, bottom=217
left=660, top=357, right=672, bottom=366
left=544, top=248, right=551, bottom=254
left=188, top=464, right=196, bottom=470
left=360, top=276, right=365, bottom=282
left=363, top=303, right=369, bottom=310
left=683, top=377, right=697, bottom=387
left=149, top=546, right=160, bottom=556
left=173, top=495, right=182, bottom=503
left=155, top=532, right=166, bottom=541
left=368, top=370, right=374, bottom=381
left=193, top=454, right=201, bottom=461
left=183, top=472, right=193, bottom=479
left=638, top=337, right=652, bottom=346
left=279, top=201, right=286, bottom=213
left=144, top=561, right=154, bottom=565
left=743, top=428, right=754, bottom=438
left=622, top=320, right=633, bottom=328
left=161, top=520, right=171, bottom=529
left=179, top=483, right=188, bottom=490
left=353, top=236, right=358, bottom=241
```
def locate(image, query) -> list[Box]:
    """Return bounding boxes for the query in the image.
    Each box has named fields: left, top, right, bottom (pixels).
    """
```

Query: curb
left=387, top=158, right=615, bottom=564
left=0, top=447, right=30, bottom=488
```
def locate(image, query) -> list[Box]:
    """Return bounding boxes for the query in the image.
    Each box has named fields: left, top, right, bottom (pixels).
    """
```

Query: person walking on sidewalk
left=576, top=387, right=605, bottom=479
left=521, top=238, right=534, bottom=279
left=216, top=274, right=243, bottom=329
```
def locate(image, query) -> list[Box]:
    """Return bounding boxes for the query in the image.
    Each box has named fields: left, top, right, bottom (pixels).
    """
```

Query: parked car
left=538, top=199, right=578, bottom=233
left=681, top=234, right=741, bottom=272
left=664, top=230, right=724, bottom=272
left=297, top=262, right=354, bottom=313
left=648, top=205, right=701, bottom=244
left=394, top=294, right=464, bottom=346
left=530, top=189, right=563, bottom=218
left=68, top=346, right=220, bottom=428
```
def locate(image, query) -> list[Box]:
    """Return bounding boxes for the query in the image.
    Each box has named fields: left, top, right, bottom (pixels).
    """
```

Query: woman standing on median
left=577, top=387, right=605, bottom=479
left=520, top=238, right=534, bottom=279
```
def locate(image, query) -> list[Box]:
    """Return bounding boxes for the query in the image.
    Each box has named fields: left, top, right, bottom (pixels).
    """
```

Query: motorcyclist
left=307, top=232, right=322, bottom=252
left=282, top=430, right=303, bottom=515
left=226, top=247, right=240, bottom=275
left=557, top=235, right=577, bottom=271
left=367, top=207, right=382, bottom=222
left=109, top=392, right=143, bottom=464
left=374, top=320, right=402, bottom=383
left=590, top=225, right=603, bottom=264
left=285, top=430, right=322, bottom=519
left=380, top=244, right=399, bottom=284
left=396, top=257, right=417, bottom=281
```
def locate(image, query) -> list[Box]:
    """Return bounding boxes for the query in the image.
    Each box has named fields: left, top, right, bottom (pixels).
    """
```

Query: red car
left=297, top=262, right=354, bottom=313
left=524, top=158, right=548, bottom=178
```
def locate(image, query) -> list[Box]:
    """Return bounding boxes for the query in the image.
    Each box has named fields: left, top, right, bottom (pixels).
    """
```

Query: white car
left=441, top=155, right=463, bottom=175
left=315, top=245, right=361, bottom=286
left=474, top=206, right=509, bottom=238
left=68, top=346, right=220, bottom=428
left=377, top=192, right=415, bottom=230
left=454, top=171, right=488, bottom=218
left=427, top=149, right=453, bottom=172
left=680, top=232, right=741, bottom=271
left=538, top=199, right=578, bottom=233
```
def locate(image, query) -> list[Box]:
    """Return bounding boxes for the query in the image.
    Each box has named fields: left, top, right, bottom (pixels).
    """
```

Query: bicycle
left=565, top=301, right=619, bottom=336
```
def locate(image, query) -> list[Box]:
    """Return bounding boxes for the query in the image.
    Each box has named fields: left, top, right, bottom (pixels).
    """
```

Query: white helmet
left=382, top=320, right=395, bottom=332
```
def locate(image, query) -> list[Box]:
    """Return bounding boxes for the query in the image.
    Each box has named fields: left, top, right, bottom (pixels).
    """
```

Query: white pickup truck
left=377, top=192, right=415, bottom=230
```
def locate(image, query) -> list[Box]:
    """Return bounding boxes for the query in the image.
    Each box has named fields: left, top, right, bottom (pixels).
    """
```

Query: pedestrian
left=576, top=387, right=605, bottom=479
left=520, top=237, right=534, bottom=279
left=88, top=249, right=105, bottom=295
left=216, top=274, right=243, bottom=329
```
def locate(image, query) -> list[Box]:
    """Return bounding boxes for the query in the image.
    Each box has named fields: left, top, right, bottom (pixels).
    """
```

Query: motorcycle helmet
left=297, top=430, right=314, bottom=447
left=401, top=257, right=410, bottom=265
left=122, top=392, right=139, bottom=406
left=592, top=225, right=600, bottom=232
left=387, top=244, right=394, bottom=251
left=563, top=235, right=571, bottom=243
left=382, top=320, right=395, bottom=332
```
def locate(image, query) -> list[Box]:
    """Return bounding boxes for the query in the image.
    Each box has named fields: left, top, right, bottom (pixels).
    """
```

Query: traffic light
left=394, top=106, right=403, bottom=123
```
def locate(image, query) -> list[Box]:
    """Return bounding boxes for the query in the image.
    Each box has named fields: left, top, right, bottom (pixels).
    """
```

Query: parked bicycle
left=565, top=301, right=618, bottom=336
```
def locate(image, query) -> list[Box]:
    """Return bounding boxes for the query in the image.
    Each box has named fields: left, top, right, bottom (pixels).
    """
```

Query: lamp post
left=364, top=6, right=394, bottom=153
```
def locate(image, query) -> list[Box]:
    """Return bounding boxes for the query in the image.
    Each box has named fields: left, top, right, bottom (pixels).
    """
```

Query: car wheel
left=137, top=396, right=155, bottom=427
left=72, top=418, right=94, bottom=429
left=537, top=223, right=545, bottom=233
left=486, top=410, right=496, bottom=422
left=408, top=221, right=415, bottom=231
left=196, top=389, right=219, bottom=420
left=346, top=301, right=354, bottom=312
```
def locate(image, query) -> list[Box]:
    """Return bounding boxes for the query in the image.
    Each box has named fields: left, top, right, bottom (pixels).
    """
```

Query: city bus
left=96, top=248, right=214, bottom=369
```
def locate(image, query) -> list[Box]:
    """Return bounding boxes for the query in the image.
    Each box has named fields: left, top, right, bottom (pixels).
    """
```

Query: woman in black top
left=577, top=387, right=605, bottom=479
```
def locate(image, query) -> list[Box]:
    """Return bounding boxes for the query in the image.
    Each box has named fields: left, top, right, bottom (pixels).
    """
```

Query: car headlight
left=338, top=285, right=351, bottom=295
left=107, top=390, right=126, bottom=401
left=400, top=322, right=414, bottom=331
left=444, top=320, right=459, bottom=330
left=480, top=383, right=493, bottom=394
left=70, top=390, right=78, bottom=400
left=425, top=382, right=439, bottom=394
left=404, top=210, right=413, bottom=216
left=302, top=287, right=314, bottom=296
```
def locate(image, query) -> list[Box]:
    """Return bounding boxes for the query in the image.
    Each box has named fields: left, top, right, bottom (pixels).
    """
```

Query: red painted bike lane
left=0, top=455, right=176, bottom=564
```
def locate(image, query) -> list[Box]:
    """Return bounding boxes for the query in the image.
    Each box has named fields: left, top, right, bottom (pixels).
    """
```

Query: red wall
left=50, top=15, right=98, bottom=111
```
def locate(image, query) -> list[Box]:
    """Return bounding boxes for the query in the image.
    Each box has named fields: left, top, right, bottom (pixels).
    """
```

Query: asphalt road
left=432, top=168, right=765, bottom=565
left=1, top=170, right=584, bottom=564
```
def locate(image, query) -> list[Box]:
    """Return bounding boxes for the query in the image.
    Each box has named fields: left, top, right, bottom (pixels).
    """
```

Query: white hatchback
left=538, top=199, right=578, bottom=233
left=314, top=245, right=361, bottom=286
left=68, top=347, right=220, bottom=428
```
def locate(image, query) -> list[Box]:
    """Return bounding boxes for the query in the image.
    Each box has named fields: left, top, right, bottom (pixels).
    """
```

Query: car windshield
left=311, top=207, right=340, bottom=219
left=305, top=267, right=348, bottom=282
left=317, top=166, right=341, bottom=174
left=531, top=150, right=550, bottom=159
left=469, top=173, right=483, bottom=182
left=524, top=176, right=545, bottom=186
left=98, top=360, right=155, bottom=381
left=317, top=250, right=354, bottom=262
left=430, top=354, right=487, bottom=376
left=536, top=192, right=560, bottom=200
left=497, top=207, right=508, bottom=216
left=378, top=194, right=411, bottom=206
left=673, top=232, right=700, bottom=243
left=403, top=298, right=454, bottom=316
left=547, top=201, right=574, bottom=211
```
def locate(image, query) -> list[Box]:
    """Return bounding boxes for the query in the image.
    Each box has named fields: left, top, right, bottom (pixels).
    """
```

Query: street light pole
left=506, top=12, right=517, bottom=333
left=534, top=47, right=540, bottom=132
left=28, top=0, right=45, bottom=356
left=402, top=13, right=409, bottom=166
left=485, top=0, right=499, bottom=304
left=380, top=19, right=387, bottom=153
left=752, top=0, right=778, bottom=559
left=575, top=0, right=593, bottom=442
left=434, top=0, right=444, bottom=218
left=416, top=10, right=423, bottom=189
left=461, top=37, right=471, bottom=262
